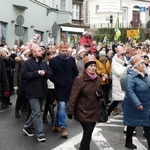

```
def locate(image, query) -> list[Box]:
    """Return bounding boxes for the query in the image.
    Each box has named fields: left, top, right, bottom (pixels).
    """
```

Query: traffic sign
left=15, top=26, right=25, bottom=36
left=16, top=15, right=24, bottom=26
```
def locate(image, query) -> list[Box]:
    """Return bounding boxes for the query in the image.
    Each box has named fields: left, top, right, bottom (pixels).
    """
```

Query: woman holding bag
left=67, top=54, right=102, bottom=150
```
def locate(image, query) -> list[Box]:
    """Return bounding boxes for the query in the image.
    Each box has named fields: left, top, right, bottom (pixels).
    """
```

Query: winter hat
left=99, top=50, right=106, bottom=57
left=0, top=48, right=8, bottom=56
left=84, top=54, right=96, bottom=69
left=116, top=50, right=126, bottom=57
left=77, top=48, right=86, bottom=55
left=22, top=49, right=30, bottom=55
left=130, top=55, right=144, bottom=68
left=84, top=43, right=90, bottom=47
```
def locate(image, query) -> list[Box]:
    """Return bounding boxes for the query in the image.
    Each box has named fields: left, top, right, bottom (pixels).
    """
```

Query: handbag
left=95, top=90, right=108, bottom=123
left=99, top=99, right=108, bottom=122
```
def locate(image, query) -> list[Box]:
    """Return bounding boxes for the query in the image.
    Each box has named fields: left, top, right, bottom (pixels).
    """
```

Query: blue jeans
left=54, top=101, right=67, bottom=129
left=24, top=98, right=44, bottom=138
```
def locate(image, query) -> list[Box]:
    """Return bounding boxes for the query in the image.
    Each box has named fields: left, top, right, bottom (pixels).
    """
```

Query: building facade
left=59, top=0, right=89, bottom=45
left=85, top=0, right=150, bottom=29
left=0, top=0, right=72, bottom=47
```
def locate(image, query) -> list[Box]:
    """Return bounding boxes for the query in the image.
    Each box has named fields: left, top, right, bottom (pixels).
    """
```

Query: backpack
left=120, top=65, right=132, bottom=91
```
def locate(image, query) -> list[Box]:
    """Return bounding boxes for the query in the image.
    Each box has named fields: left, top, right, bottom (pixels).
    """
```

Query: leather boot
left=61, top=128, right=68, bottom=138
left=49, top=105, right=55, bottom=126
left=15, top=111, right=20, bottom=118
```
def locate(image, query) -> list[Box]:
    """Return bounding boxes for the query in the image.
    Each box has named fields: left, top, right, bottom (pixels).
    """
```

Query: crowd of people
left=0, top=31, right=150, bottom=150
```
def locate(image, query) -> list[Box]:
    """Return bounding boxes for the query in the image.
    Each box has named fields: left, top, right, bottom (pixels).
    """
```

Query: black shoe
left=7, top=102, right=12, bottom=105
left=15, top=112, right=20, bottom=118
left=125, top=143, right=137, bottom=149
left=43, top=116, right=48, bottom=123
left=2, top=103, right=6, bottom=109
left=23, top=127, right=34, bottom=136
left=37, top=136, right=46, bottom=142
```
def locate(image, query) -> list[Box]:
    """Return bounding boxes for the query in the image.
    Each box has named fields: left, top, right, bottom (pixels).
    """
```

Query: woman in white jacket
left=107, top=47, right=126, bottom=123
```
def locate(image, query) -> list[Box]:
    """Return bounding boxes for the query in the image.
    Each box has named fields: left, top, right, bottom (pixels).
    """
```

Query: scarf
left=58, top=52, right=70, bottom=60
left=86, top=70, right=97, bottom=80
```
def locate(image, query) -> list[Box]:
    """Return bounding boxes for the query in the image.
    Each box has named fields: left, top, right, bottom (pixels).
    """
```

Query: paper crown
left=84, top=54, right=96, bottom=69
left=59, top=44, right=69, bottom=50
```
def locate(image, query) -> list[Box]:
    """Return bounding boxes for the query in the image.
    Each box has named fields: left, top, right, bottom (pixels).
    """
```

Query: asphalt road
left=0, top=94, right=148, bottom=150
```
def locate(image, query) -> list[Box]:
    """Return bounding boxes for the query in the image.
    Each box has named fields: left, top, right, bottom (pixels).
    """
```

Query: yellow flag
left=114, top=17, right=121, bottom=41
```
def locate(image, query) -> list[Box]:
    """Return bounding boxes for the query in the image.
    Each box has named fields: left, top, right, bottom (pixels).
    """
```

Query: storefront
left=60, top=26, right=84, bottom=45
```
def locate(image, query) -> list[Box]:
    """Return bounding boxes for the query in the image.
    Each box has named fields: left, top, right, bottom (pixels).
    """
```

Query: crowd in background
left=0, top=31, right=150, bottom=149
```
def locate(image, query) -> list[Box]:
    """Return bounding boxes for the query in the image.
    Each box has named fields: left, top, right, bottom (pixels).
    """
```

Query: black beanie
left=84, top=61, right=96, bottom=69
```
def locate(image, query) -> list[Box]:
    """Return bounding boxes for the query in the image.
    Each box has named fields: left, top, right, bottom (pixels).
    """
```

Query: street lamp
left=48, top=29, right=54, bottom=47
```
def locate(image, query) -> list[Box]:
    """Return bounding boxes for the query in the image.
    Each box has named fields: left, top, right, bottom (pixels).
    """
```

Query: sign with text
left=126, top=29, right=138, bottom=39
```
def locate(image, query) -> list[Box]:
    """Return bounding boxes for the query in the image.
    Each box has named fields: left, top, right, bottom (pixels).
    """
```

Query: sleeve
left=125, top=75, right=141, bottom=107
left=20, top=61, right=39, bottom=80
left=67, top=77, right=82, bottom=115
left=1, top=59, right=9, bottom=91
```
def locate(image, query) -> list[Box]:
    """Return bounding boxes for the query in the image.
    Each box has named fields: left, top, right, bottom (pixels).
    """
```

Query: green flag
left=114, top=17, right=121, bottom=41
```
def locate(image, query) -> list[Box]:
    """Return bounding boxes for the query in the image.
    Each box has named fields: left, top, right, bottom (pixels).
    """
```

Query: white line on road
left=51, top=132, right=82, bottom=150
left=92, top=127, right=114, bottom=150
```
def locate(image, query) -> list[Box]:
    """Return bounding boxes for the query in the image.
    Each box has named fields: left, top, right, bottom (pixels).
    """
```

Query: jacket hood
left=127, top=67, right=147, bottom=78
left=15, top=56, right=23, bottom=63
left=112, top=54, right=125, bottom=65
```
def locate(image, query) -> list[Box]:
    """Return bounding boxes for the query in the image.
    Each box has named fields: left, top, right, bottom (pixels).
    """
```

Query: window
left=96, top=5, right=99, bottom=14
left=0, top=22, right=6, bottom=42
left=60, top=0, right=66, bottom=11
left=72, top=4, right=80, bottom=20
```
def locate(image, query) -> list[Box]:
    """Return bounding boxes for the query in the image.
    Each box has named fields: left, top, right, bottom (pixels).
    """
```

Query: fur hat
left=99, top=50, right=106, bottom=57
left=130, top=55, right=144, bottom=68
left=77, top=48, right=86, bottom=55
left=0, top=48, right=8, bottom=56
left=84, top=54, right=96, bottom=69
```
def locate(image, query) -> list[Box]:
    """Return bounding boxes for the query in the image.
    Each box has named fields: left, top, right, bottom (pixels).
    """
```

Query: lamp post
left=48, top=29, right=53, bottom=47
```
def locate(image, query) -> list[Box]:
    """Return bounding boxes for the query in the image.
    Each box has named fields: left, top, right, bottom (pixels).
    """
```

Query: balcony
left=72, top=19, right=84, bottom=26
left=12, top=0, right=28, bottom=10
left=57, top=11, right=72, bottom=25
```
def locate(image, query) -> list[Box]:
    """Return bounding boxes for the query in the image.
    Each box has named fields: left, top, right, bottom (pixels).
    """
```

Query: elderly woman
left=67, top=54, right=102, bottom=150
left=123, top=55, right=150, bottom=149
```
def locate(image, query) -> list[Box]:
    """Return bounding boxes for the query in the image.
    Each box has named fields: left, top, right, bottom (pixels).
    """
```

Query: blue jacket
left=21, top=57, right=53, bottom=99
left=49, top=56, right=79, bottom=101
left=123, top=68, right=150, bottom=127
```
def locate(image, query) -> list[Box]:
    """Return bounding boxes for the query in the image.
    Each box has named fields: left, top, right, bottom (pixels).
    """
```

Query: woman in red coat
left=67, top=54, right=102, bottom=150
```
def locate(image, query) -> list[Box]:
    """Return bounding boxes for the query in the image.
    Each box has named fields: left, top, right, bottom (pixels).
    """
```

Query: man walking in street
left=21, top=45, right=53, bottom=142
left=49, top=44, right=78, bottom=138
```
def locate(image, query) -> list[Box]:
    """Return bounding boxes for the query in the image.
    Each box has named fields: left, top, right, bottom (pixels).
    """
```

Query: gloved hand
left=4, top=91, right=10, bottom=97
left=14, top=86, right=18, bottom=91
left=67, top=114, right=73, bottom=120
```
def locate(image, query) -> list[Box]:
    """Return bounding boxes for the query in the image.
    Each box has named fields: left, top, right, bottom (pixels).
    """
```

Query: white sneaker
left=107, top=117, right=111, bottom=124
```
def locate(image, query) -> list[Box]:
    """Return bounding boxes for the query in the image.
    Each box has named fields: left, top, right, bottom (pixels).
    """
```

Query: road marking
left=97, top=123, right=124, bottom=127
left=51, top=132, right=82, bottom=150
left=92, top=127, right=114, bottom=150
left=0, top=108, right=13, bottom=113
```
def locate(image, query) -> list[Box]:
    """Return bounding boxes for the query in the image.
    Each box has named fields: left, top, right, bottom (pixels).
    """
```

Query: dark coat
left=0, top=57, right=9, bottom=95
left=67, top=71, right=101, bottom=123
left=123, top=68, right=150, bottom=127
left=20, top=57, right=53, bottom=99
left=49, top=56, right=78, bottom=101
left=13, top=56, right=26, bottom=94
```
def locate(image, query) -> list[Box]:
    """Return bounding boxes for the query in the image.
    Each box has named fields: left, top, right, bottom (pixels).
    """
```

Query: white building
left=84, top=0, right=150, bottom=29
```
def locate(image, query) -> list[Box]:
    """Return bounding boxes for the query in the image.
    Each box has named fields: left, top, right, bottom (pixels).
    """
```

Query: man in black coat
left=21, top=45, right=53, bottom=142
left=0, top=57, right=9, bottom=108
left=49, top=44, right=79, bottom=138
